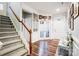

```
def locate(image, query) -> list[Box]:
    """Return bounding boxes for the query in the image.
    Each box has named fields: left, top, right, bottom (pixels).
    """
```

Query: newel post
left=29, top=29, right=32, bottom=55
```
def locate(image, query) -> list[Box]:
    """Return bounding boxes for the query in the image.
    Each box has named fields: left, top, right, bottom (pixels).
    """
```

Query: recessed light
left=56, top=8, right=60, bottom=12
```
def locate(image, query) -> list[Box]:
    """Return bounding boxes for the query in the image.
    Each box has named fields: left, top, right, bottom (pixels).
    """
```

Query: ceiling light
left=56, top=8, right=60, bottom=12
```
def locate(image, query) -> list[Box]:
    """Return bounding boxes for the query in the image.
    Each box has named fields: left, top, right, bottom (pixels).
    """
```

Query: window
left=40, top=31, right=45, bottom=38
left=40, top=31, right=49, bottom=38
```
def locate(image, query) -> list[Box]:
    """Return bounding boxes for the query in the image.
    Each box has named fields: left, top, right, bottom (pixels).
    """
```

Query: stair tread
left=0, top=15, right=9, bottom=17
left=5, top=47, right=27, bottom=56
left=0, top=24, right=13, bottom=26
left=3, top=39, right=21, bottom=46
left=0, top=43, right=24, bottom=55
left=23, top=53, right=28, bottom=56
left=0, top=20, right=12, bottom=23
left=0, top=35, right=19, bottom=39
left=0, top=19, right=11, bottom=22
left=0, top=28, right=15, bottom=29
left=0, top=31, right=16, bottom=34
left=0, top=21, right=12, bottom=23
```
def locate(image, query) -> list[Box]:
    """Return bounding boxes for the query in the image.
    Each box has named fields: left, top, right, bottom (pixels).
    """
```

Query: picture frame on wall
left=69, top=16, right=71, bottom=29
left=70, top=3, right=74, bottom=16
left=73, top=2, right=79, bottom=19
left=71, top=16, right=74, bottom=30
left=39, top=15, right=43, bottom=19
left=33, top=13, right=38, bottom=22
left=33, top=13, right=39, bottom=32
left=48, top=16, right=51, bottom=20
left=68, top=15, right=74, bottom=30
left=69, top=3, right=75, bottom=30
left=69, top=9, right=72, bottom=29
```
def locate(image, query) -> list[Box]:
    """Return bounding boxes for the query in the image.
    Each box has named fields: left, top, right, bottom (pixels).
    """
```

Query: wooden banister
left=9, top=6, right=32, bottom=55
left=9, top=6, right=30, bottom=33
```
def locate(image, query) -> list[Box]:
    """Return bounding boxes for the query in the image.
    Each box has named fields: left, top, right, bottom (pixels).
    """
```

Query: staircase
left=0, top=15, right=27, bottom=56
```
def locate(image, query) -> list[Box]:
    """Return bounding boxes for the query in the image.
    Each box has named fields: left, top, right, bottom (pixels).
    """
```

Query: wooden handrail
left=9, top=6, right=30, bottom=33
left=9, top=6, right=32, bottom=55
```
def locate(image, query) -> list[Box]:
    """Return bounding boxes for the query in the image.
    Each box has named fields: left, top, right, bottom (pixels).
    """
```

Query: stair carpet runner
left=0, top=15, right=27, bottom=56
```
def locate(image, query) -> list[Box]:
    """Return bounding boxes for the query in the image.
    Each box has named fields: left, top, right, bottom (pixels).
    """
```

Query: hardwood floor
left=31, top=39, right=59, bottom=56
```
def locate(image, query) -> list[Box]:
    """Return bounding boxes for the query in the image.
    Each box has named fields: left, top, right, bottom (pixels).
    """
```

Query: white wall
left=36, top=9, right=52, bottom=16
left=24, top=15, right=32, bottom=29
left=7, top=2, right=22, bottom=32
left=72, top=16, right=79, bottom=56
left=0, top=3, right=8, bottom=16
left=66, top=6, right=79, bottom=55
left=22, top=3, right=38, bottom=14
left=67, top=6, right=79, bottom=55
left=72, top=16, right=79, bottom=39
left=22, top=14, right=32, bottom=49
left=0, top=3, right=4, bottom=15
left=32, top=15, right=39, bottom=42
left=51, top=13, right=68, bottom=46
left=22, top=3, right=39, bottom=43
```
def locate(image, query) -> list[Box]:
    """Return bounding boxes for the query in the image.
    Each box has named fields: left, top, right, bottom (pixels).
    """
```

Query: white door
left=52, top=16, right=68, bottom=46
left=39, top=20, right=50, bottom=40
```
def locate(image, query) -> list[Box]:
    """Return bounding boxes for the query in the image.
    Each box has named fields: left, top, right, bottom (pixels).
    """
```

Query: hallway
left=0, top=2, right=79, bottom=56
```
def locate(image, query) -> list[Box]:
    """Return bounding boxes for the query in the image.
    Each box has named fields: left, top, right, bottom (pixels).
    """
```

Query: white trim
left=73, top=42, right=79, bottom=50
left=0, top=41, right=3, bottom=49
left=18, top=31, right=29, bottom=50
left=72, top=35, right=79, bottom=46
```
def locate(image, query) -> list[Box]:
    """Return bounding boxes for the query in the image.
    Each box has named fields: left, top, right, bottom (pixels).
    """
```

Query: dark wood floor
left=31, top=39, right=59, bottom=56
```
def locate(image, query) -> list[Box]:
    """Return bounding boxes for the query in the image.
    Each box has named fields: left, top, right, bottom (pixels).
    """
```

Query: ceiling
left=24, top=2, right=71, bottom=15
